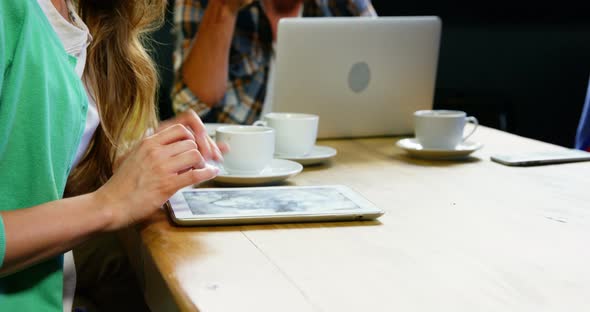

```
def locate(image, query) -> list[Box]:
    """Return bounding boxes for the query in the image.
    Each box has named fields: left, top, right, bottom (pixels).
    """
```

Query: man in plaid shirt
left=173, top=0, right=377, bottom=124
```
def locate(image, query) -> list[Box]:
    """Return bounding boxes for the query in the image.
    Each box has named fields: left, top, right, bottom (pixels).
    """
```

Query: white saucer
left=276, top=145, right=337, bottom=166
left=396, top=138, right=483, bottom=159
left=214, top=159, right=303, bottom=186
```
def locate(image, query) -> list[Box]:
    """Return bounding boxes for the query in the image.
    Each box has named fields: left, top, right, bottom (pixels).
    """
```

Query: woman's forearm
left=0, top=192, right=112, bottom=276
left=0, top=124, right=220, bottom=277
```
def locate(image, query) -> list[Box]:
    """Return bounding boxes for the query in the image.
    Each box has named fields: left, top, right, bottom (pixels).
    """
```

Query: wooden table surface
left=133, top=126, right=590, bottom=312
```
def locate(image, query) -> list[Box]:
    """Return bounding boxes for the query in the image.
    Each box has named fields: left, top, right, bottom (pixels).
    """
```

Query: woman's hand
left=157, top=110, right=226, bottom=162
left=113, top=111, right=227, bottom=173
left=95, top=124, right=219, bottom=231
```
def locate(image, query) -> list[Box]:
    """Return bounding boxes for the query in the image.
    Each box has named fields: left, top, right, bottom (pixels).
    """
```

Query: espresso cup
left=414, top=110, right=478, bottom=149
left=253, top=112, right=319, bottom=157
left=215, top=125, right=275, bottom=174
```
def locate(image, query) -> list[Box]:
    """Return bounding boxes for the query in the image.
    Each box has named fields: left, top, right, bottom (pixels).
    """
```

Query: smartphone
left=491, top=149, right=590, bottom=166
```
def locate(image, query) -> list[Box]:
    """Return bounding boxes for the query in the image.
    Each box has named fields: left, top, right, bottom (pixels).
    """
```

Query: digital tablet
left=168, top=185, right=384, bottom=226
left=491, top=149, right=590, bottom=166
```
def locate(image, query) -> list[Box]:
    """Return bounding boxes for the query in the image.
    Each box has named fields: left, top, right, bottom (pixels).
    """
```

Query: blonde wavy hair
left=66, top=0, right=166, bottom=196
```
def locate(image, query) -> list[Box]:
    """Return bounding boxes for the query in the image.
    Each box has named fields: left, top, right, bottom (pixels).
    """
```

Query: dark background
left=152, top=1, right=590, bottom=147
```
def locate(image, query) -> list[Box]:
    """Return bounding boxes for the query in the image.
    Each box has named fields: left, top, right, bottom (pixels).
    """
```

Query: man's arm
left=178, top=0, right=252, bottom=106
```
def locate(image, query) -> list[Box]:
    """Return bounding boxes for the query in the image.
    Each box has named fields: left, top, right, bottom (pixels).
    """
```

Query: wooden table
left=129, top=126, right=590, bottom=311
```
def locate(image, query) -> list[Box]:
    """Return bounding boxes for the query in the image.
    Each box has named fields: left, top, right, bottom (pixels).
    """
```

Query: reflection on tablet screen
left=183, top=188, right=360, bottom=216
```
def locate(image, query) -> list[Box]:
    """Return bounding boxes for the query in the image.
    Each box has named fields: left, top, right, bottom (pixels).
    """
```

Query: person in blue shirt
left=575, top=79, right=590, bottom=151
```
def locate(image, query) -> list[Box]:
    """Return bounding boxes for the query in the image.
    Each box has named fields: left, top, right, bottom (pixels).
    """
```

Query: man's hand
left=214, top=0, right=254, bottom=15
left=261, top=0, right=303, bottom=41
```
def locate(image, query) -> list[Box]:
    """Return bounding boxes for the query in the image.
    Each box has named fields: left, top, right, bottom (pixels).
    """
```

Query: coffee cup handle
left=463, top=116, right=479, bottom=142
left=253, top=120, right=267, bottom=127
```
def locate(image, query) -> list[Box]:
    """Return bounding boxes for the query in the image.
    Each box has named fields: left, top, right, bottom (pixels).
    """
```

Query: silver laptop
left=271, top=16, right=441, bottom=138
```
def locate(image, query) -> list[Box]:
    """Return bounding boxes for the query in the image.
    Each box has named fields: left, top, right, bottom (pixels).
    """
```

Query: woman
left=0, top=0, right=222, bottom=310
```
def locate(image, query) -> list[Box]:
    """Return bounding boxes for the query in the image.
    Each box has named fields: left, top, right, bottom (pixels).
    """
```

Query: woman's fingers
left=206, top=135, right=224, bottom=161
left=194, top=130, right=213, bottom=161
left=151, top=124, right=195, bottom=145
left=180, top=110, right=208, bottom=134
left=165, top=149, right=206, bottom=173
left=173, top=165, right=219, bottom=189
left=179, top=110, right=215, bottom=160
left=151, top=122, right=213, bottom=161
left=215, top=140, right=230, bottom=155
left=162, top=140, right=199, bottom=158
left=158, top=111, right=224, bottom=161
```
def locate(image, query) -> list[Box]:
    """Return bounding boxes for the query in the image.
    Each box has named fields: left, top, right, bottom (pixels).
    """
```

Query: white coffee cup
left=253, top=112, right=319, bottom=157
left=414, top=110, right=479, bottom=149
left=215, top=125, right=275, bottom=174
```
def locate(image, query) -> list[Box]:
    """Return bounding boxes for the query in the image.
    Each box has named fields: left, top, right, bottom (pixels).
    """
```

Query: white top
left=36, top=1, right=98, bottom=311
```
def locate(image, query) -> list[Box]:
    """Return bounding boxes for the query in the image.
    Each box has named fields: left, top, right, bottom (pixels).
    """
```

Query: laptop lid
left=272, top=16, right=442, bottom=138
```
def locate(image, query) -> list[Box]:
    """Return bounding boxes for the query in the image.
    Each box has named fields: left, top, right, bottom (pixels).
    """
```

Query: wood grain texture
left=137, top=127, right=590, bottom=311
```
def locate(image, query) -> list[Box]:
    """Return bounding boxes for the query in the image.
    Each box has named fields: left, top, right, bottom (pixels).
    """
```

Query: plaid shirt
left=173, top=0, right=377, bottom=124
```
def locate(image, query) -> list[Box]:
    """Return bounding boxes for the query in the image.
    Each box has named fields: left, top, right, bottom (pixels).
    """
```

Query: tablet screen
left=169, top=185, right=383, bottom=225
left=182, top=187, right=360, bottom=217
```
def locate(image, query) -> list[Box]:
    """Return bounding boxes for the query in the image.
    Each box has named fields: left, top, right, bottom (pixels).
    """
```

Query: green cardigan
left=0, top=0, right=87, bottom=310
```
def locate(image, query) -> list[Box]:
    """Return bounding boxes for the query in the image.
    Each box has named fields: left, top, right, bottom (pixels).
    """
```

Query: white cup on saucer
left=414, top=110, right=478, bottom=150
left=253, top=112, right=319, bottom=157
left=215, top=125, right=275, bottom=175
